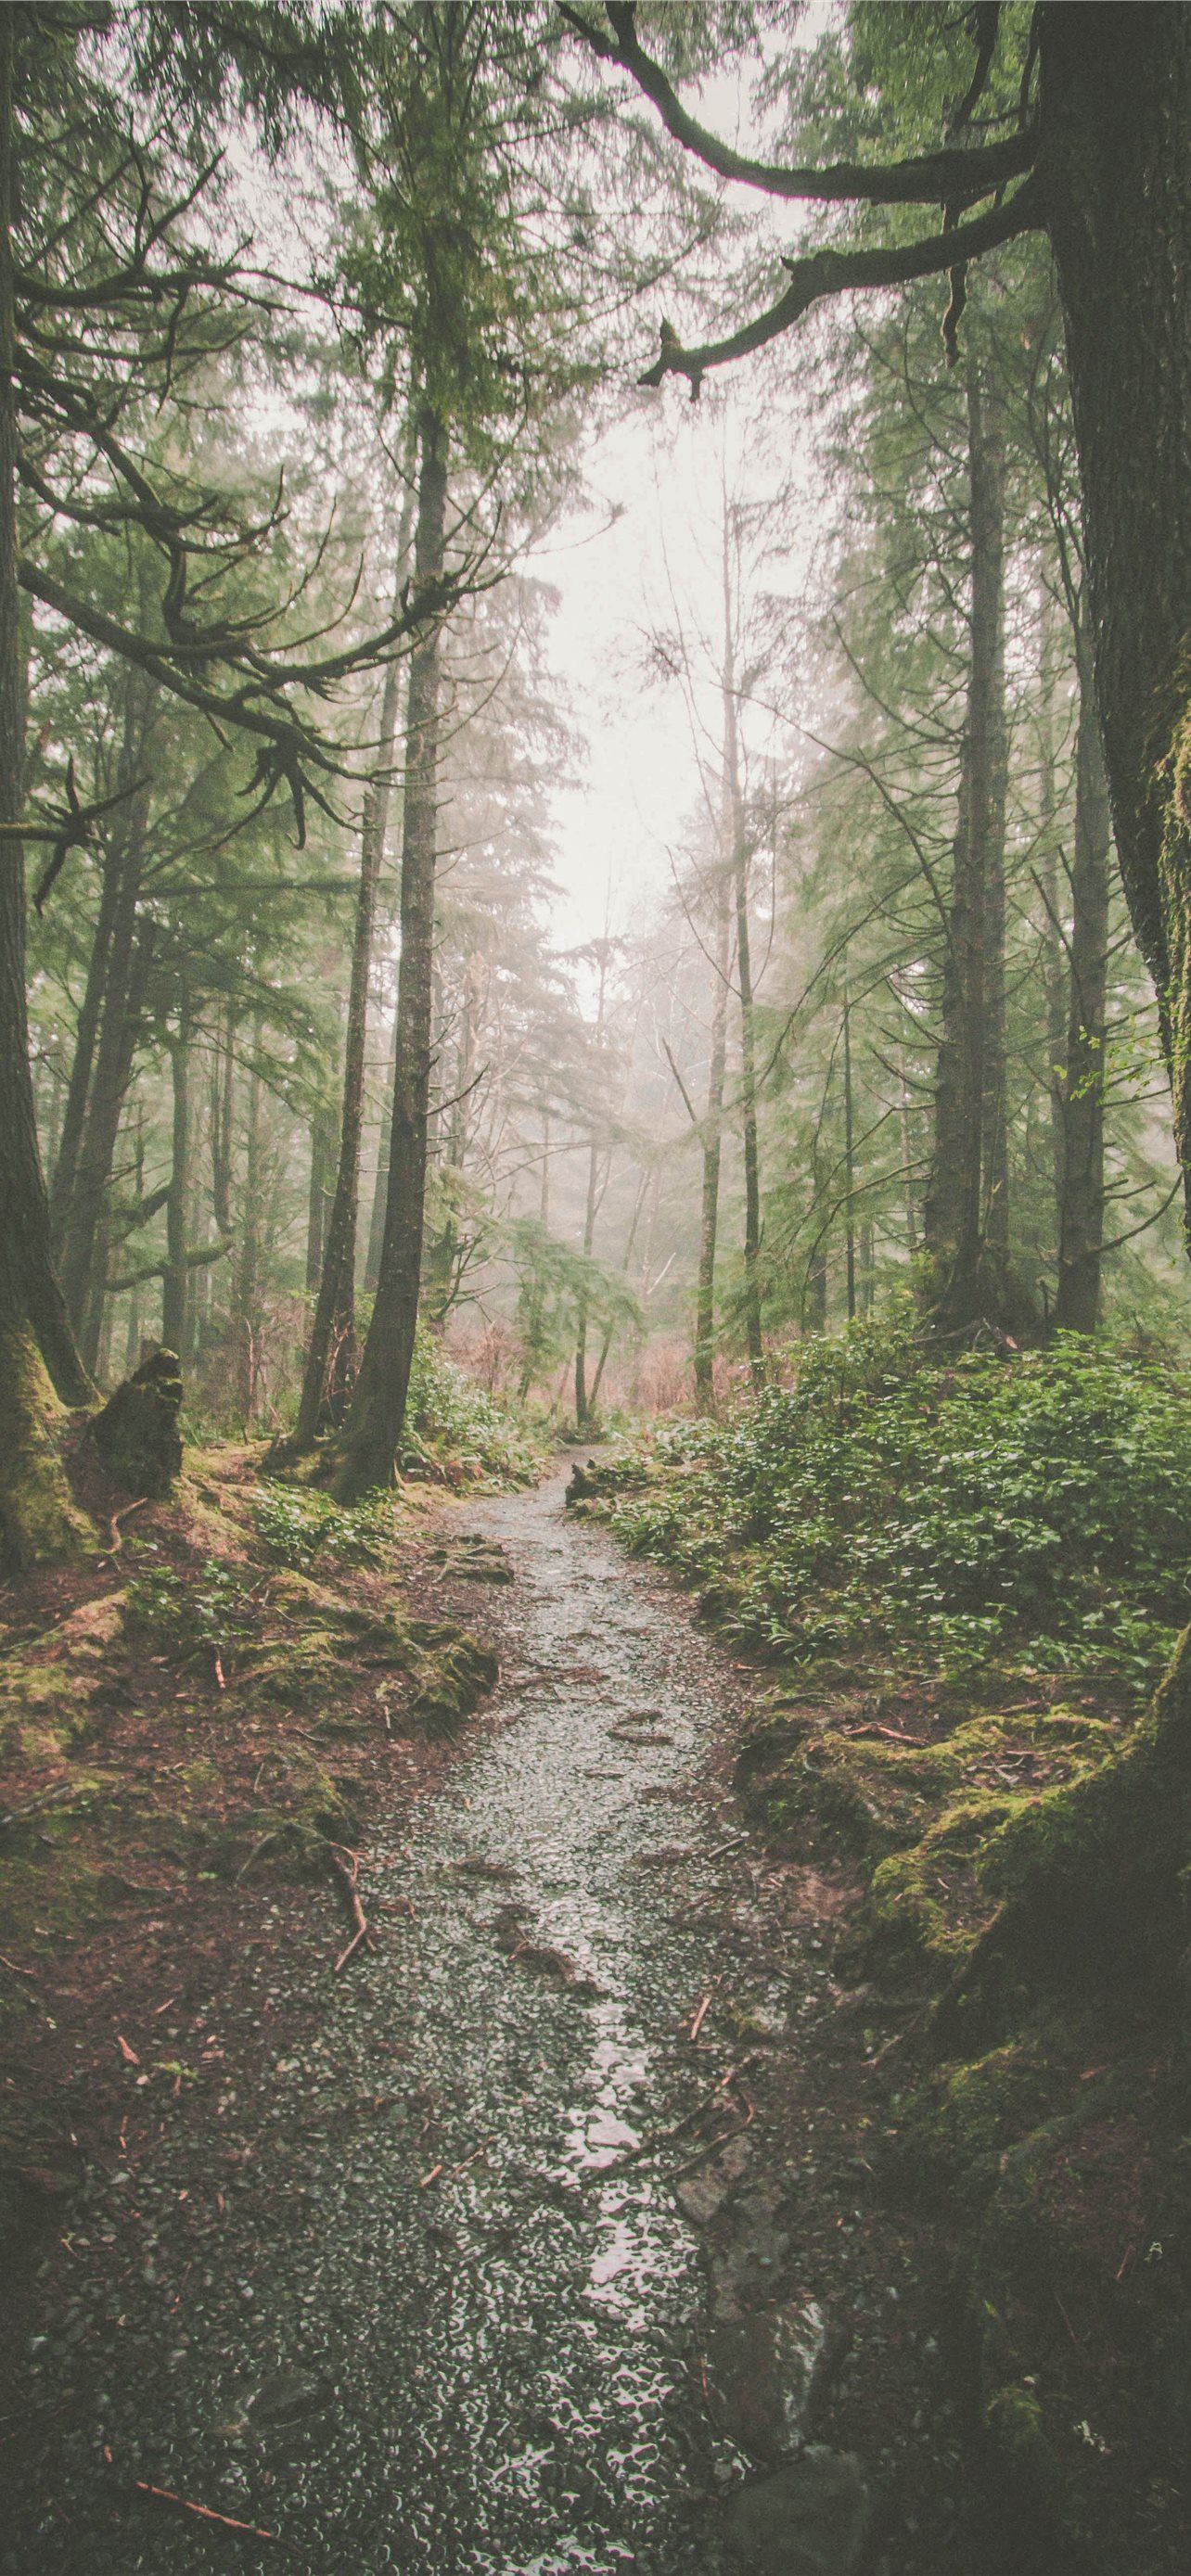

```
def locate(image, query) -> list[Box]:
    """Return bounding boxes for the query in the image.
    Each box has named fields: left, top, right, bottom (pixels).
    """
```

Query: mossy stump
left=92, top=1346, right=184, bottom=1499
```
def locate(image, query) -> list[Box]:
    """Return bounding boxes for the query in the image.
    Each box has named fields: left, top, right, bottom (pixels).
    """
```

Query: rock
left=705, top=2300, right=839, bottom=2463
left=92, top=1346, right=183, bottom=1498
left=674, top=2132, right=752, bottom=2226
left=249, top=2366, right=334, bottom=2425
left=721, top=2450, right=873, bottom=2575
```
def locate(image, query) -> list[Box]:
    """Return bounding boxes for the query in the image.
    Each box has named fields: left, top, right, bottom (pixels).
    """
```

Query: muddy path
left=4, top=1471, right=961, bottom=2574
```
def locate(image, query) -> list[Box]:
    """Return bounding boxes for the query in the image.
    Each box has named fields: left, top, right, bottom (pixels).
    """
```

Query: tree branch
left=562, top=2, right=1036, bottom=206
left=639, top=179, right=1044, bottom=394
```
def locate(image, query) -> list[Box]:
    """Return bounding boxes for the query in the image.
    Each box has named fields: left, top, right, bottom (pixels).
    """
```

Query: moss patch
left=0, top=1324, right=92, bottom=1576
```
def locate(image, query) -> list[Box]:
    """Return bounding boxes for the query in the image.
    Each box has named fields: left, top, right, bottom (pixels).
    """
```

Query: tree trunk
left=294, top=453, right=416, bottom=1448
left=1036, top=649, right=1069, bottom=1241
left=0, top=10, right=90, bottom=1566
left=974, top=376, right=1010, bottom=1263
left=427, top=949, right=480, bottom=1321
left=1054, top=629, right=1111, bottom=1332
left=57, top=783, right=155, bottom=1356
left=161, top=976, right=193, bottom=1358
left=842, top=977, right=857, bottom=1323
left=1039, top=5, right=1191, bottom=1235
left=304, top=1095, right=336, bottom=1297
left=210, top=1001, right=235, bottom=1241
left=337, top=407, right=449, bottom=1497
left=923, top=364, right=1007, bottom=1328
left=573, top=937, right=613, bottom=1437
left=720, top=544, right=764, bottom=1382
left=232, top=1035, right=263, bottom=1429
left=49, top=835, right=121, bottom=1255
left=365, top=999, right=399, bottom=1294
left=693, top=874, right=732, bottom=1409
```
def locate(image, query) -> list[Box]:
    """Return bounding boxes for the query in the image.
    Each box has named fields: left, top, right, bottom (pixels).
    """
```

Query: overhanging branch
left=639, top=178, right=1044, bottom=394
left=562, top=2, right=1036, bottom=207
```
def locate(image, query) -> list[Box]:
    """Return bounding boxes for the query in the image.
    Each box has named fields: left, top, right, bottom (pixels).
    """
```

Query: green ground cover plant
left=612, top=1322, right=1191, bottom=1687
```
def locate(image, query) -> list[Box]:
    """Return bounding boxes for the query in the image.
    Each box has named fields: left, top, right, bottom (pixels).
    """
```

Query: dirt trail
left=4, top=1471, right=951, bottom=2573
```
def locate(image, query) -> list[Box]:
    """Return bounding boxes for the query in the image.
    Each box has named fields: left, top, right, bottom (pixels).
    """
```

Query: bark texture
left=295, top=450, right=416, bottom=1448
left=1039, top=5, right=1191, bottom=1230
left=923, top=365, right=1009, bottom=1329
left=693, top=875, right=731, bottom=1409
left=1054, top=632, right=1111, bottom=1332
left=337, top=409, right=449, bottom=1497
left=0, top=8, right=90, bottom=1565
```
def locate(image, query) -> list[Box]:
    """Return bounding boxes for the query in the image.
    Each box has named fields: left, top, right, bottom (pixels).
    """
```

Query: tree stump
left=92, top=1346, right=184, bottom=1498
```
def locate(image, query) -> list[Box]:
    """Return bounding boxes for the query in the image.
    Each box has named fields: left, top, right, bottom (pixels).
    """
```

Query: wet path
left=12, top=1473, right=765, bottom=2572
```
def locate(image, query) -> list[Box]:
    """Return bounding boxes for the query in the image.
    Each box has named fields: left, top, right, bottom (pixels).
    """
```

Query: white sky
left=529, top=378, right=823, bottom=956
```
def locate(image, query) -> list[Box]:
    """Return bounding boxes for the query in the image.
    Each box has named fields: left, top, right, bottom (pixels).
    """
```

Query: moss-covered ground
left=0, top=1435, right=501, bottom=2264
left=571, top=1334, right=1191, bottom=2570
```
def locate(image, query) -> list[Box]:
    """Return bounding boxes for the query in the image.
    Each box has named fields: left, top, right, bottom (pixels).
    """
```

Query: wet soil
left=2, top=1470, right=972, bottom=2573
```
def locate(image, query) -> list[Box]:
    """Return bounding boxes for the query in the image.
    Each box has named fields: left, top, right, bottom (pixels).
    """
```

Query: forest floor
left=0, top=1452, right=1184, bottom=2572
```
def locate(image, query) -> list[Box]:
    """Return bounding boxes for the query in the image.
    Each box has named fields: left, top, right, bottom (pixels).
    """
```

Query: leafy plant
left=124, top=1562, right=258, bottom=1664
left=250, top=1486, right=394, bottom=1575
left=406, top=1329, right=544, bottom=1483
left=612, top=1324, right=1191, bottom=1687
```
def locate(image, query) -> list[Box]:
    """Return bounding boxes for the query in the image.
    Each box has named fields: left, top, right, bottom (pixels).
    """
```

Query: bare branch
left=638, top=180, right=1044, bottom=395
left=562, top=3, right=1035, bottom=207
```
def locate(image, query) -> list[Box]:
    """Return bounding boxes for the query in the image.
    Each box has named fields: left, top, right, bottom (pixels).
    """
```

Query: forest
left=3, top=6, right=1191, bottom=2572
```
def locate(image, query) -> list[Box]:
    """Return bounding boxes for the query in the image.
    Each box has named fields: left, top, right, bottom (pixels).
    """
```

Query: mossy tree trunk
left=336, top=406, right=448, bottom=1498
left=923, top=364, right=1008, bottom=1331
left=693, top=861, right=732, bottom=1409
left=1040, top=6, right=1191, bottom=1243
left=0, top=7, right=90, bottom=1568
left=720, top=532, right=763, bottom=1383
left=573, top=937, right=612, bottom=1438
left=58, top=867, right=156, bottom=1370
left=161, top=970, right=194, bottom=1360
left=294, top=440, right=416, bottom=1450
left=1054, top=624, right=1111, bottom=1333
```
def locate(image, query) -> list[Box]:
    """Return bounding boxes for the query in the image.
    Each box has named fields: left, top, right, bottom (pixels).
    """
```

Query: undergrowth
left=405, top=1332, right=544, bottom=1485
left=612, top=1321, right=1191, bottom=1688
left=249, top=1485, right=395, bottom=1575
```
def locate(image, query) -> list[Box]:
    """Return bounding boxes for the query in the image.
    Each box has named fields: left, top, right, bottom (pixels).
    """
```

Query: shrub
left=406, top=1331, right=544, bottom=1484
left=613, top=1325, right=1191, bottom=1685
left=250, top=1486, right=394, bottom=1574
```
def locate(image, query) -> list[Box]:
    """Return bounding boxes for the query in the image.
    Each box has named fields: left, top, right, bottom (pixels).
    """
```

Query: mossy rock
left=890, top=2040, right=1069, bottom=2210
left=980, top=2379, right=1071, bottom=2537
left=92, top=1346, right=184, bottom=1499
left=405, top=1621, right=498, bottom=1733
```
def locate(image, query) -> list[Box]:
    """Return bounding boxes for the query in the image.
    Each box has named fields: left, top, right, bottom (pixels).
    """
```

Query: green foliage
left=250, top=1485, right=395, bottom=1574
left=506, top=1215, right=644, bottom=1392
left=614, top=1321, right=1191, bottom=1683
left=124, top=1560, right=257, bottom=1664
left=406, top=1330, right=544, bottom=1483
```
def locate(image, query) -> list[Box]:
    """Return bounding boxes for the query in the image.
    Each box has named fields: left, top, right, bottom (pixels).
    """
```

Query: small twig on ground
left=98, top=1496, right=150, bottom=1562
left=667, top=2096, right=755, bottom=2184
left=129, top=2476, right=285, bottom=2546
left=0, top=1953, right=36, bottom=1977
left=235, top=1830, right=285, bottom=1884
left=330, top=1843, right=374, bottom=1973
left=705, top=1833, right=749, bottom=1862
left=688, top=1989, right=715, bottom=2043
left=584, top=2055, right=761, bottom=2183
left=0, top=1785, right=89, bottom=1833
left=420, top=2135, right=497, bottom=2189
left=841, top=1722, right=920, bottom=1745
